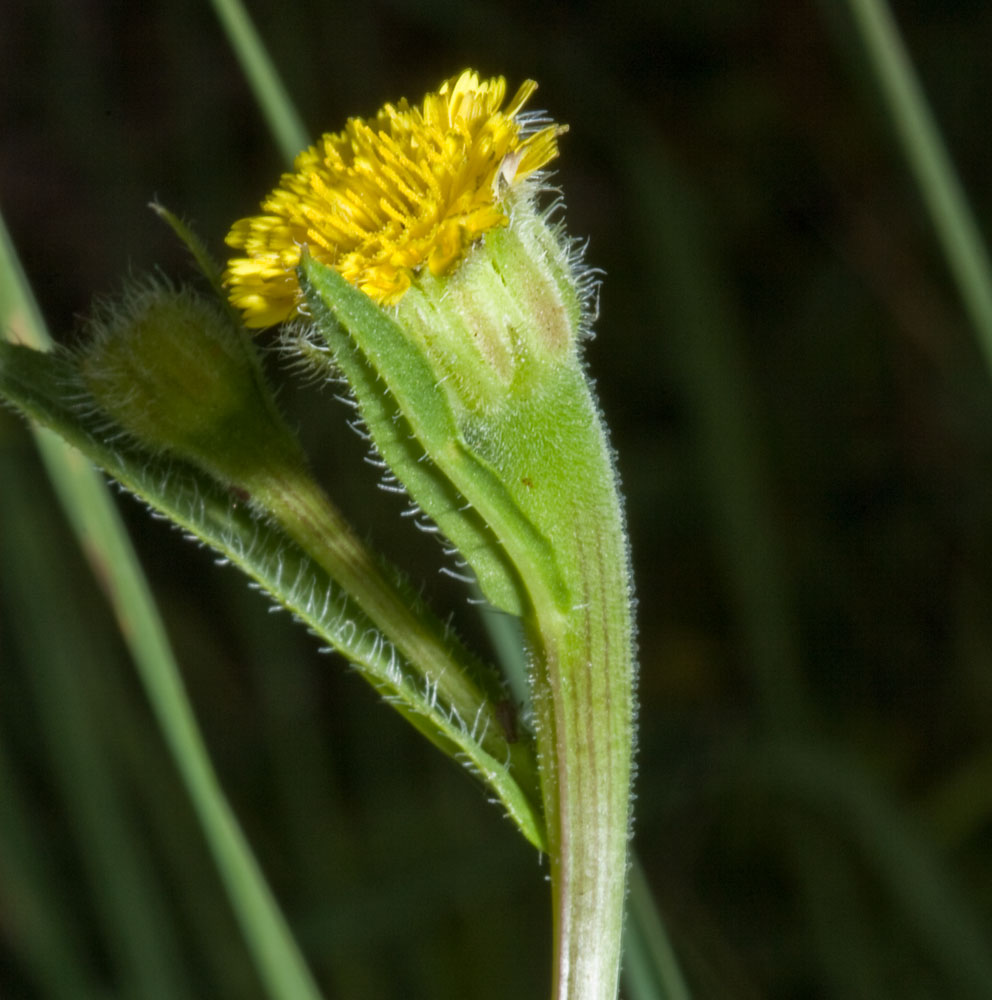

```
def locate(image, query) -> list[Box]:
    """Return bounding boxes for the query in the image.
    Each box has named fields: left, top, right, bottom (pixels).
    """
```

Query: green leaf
left=0, top=339, right=546, bottom=852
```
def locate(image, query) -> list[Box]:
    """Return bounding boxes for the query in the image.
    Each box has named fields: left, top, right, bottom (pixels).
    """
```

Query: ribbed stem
left=457, top=369, right=636, bottom=1000
left=528, top=487, right=634, bottom=1000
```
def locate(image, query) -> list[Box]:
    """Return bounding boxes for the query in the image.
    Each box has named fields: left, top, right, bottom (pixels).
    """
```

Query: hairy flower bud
left=80, top=281, right=305, bottom=489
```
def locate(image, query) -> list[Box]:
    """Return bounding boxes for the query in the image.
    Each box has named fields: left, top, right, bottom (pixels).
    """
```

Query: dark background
left=3, top=1, right=992, bottom=997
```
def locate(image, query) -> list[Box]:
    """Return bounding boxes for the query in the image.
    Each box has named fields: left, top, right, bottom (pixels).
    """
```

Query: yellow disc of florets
left=224, top=70, right=566, bottom=328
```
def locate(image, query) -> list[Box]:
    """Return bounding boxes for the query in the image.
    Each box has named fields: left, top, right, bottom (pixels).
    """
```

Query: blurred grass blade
left=622, top=861, right=692, bottom=1000
left=0, top=210, right=51, bottom=351
left=623, top=142, right=806, bottom=733
left=0, top=446, right=191, bottom=999
left=0, top=737, right=102, bottom=999
left=842, top=0, right=992, bottom=377
left=756, top=743, right=992, bottom=999
left=207, top=0, right=308, bottom=162
left=0, top=210, right=324, bottom=1000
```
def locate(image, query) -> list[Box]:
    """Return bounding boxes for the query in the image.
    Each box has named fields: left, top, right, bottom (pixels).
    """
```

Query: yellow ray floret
left=224, top=70, right=566, bottom=327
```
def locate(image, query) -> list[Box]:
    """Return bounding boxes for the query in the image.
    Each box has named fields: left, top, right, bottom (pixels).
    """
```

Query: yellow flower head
left=224, top=70, right=566, bottom=327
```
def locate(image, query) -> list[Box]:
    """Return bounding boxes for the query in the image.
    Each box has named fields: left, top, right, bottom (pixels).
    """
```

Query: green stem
left=250, top=468, right=520, bottom=748
left=249, top=462, right=541, bottom=782
left=517, top=399, right=634, bottom=1000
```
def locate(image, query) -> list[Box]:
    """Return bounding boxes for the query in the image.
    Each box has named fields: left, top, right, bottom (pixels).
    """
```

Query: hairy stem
left=519, top=407, right=634, bottom=1000
left=248, top=462, right=545, bottom=827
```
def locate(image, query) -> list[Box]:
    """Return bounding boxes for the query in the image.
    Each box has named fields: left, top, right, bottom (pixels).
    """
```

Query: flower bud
left=80, top=280, right=304, bottom=488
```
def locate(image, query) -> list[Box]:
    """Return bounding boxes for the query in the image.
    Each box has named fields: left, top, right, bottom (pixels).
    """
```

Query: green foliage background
left=3, top=1, right=992, bottom=997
